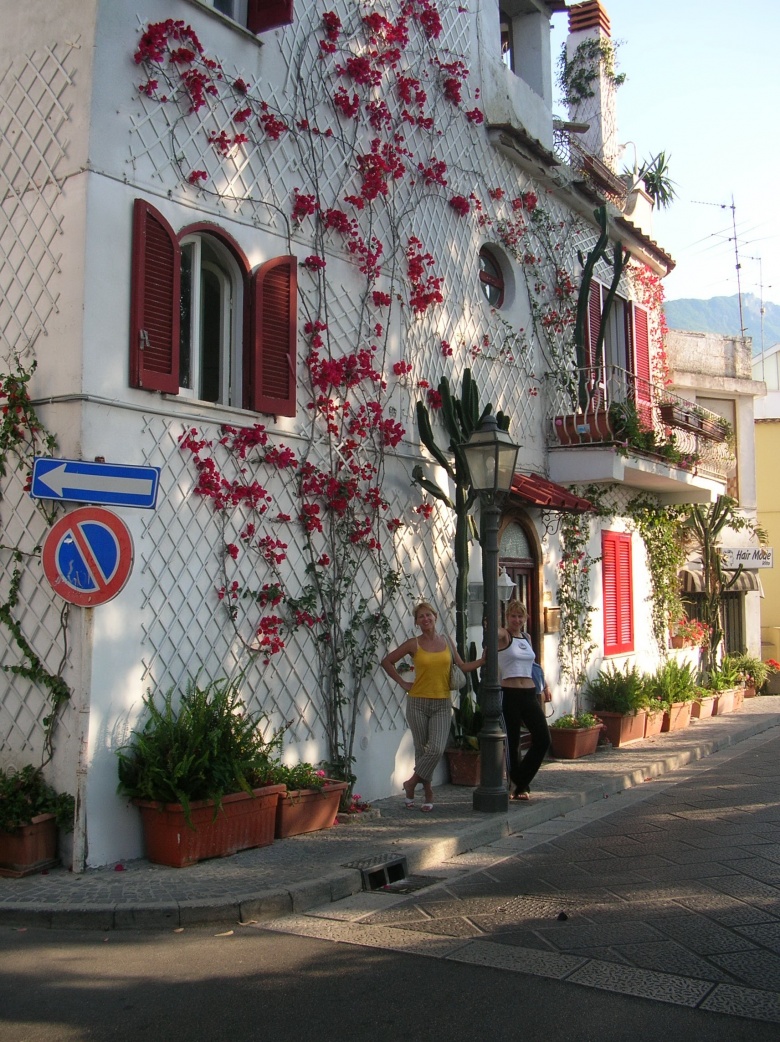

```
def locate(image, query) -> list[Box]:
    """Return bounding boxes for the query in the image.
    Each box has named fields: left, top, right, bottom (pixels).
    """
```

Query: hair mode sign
left=720, top=547, right=773, bottom=569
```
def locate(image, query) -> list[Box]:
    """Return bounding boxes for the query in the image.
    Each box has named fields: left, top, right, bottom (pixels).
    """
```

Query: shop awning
left=509, top=473, right=593, bottom=512
left=679, top=568, right=762, bottom=594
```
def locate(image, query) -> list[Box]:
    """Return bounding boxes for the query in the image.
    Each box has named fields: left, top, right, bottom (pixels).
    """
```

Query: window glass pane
left=479, top=248, right=504, bottom=307
left=200, top=267, right=222, bottom=403
left=179, top=243, right=193, bottom=389
left=500, top=522, right=530, bottom=559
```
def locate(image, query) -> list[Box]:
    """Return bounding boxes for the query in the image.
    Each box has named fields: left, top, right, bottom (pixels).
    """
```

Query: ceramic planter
left=714, top=688, right=736, bottom=715
left=445, top=747, right=481, bottom=785
left=662, top=701, right=693, bottom=732
left=275, top=780, right=348, bottom=838
left=643, top=708, right=665, bottom=737
left=134, top=784, right=285, bottom=868
left=691, top=695, right=717, bottom=719
left=744, top=685, right=757, bottom=699
left=594, top=710, right=646, bottom=748
left=0, top=813, right=58, bottom=878
left=552, top=410, right=611, bottom=446
left=549, top=725, right=601, bottom=760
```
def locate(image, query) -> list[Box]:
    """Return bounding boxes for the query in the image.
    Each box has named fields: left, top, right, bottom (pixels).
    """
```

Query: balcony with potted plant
left=547, top=366, right=731, bottom=500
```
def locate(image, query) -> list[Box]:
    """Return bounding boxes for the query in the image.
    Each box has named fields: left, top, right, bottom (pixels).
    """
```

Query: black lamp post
left=460, top=414, right=519, bottom=813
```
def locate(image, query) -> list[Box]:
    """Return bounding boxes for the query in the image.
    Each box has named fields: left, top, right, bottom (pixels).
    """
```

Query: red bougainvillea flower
left=426, top=389, right=443, bottom=410
left=449, top=195, right=470, bottom=217
left=187, top=170, right=208, bottom=185
left=465, top=107, right=484, bottom=124
left=393, top=360, right=413, bottom=376
left=303, top=255, right=326, bottom=271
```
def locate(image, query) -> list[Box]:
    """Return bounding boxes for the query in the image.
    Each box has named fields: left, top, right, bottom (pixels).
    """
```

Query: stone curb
left=2, top=710, right=778, bottom=931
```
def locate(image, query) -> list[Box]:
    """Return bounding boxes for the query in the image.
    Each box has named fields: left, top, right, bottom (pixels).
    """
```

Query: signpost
left=42, top=507, right=134, bottom=607
left=32, top=457, right=160, bottom=509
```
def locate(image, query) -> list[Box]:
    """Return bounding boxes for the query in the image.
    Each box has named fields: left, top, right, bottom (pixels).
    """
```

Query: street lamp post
left=460, top=414, right=519, bottom=813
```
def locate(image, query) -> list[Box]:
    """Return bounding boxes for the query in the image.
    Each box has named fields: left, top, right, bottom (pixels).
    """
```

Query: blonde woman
left=381, top=601, right=482, bottom=812
left=497, top=599, right=550, bottom=801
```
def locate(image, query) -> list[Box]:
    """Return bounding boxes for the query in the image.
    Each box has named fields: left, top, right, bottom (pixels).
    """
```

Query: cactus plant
left=414, top=369, right=510, bottom=730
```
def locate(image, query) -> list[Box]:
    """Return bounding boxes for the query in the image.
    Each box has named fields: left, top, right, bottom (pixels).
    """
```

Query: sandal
left=511, top=791, right=530, bottom=802
left=403, top=798, right=416, bottom=809
left=420, top=802, right=434, bottom=813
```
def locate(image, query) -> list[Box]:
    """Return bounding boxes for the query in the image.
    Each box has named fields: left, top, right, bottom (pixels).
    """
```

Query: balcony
left=545, top=366, right=734, bottom=504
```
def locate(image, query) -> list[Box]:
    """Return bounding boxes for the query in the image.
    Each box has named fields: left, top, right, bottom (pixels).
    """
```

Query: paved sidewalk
left=1, top=697, right=779, bottom=932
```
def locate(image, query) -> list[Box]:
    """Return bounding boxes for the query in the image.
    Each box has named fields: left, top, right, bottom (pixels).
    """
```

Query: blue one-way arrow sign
left=31, top=458, right=160, bottom=509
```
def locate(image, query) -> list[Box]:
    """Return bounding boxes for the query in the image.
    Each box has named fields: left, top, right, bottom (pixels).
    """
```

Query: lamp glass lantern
left=497, top=568, right=516, bottom=604
left=461, top=416, right=519, bottom=495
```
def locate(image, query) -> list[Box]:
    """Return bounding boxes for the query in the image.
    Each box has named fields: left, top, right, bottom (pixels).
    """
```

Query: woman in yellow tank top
left=381, top=601, right=483, bottom=812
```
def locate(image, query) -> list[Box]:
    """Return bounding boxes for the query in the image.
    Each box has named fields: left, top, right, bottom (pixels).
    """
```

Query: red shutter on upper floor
left=249, top=256, right=297, bottom=417
left=632, top=304, right=653, bottom=426
left=602, top=531, right=634, bottom=655
left=129, top=199, right=180, bottom=394
left=247, top=0, right=293, bottom=34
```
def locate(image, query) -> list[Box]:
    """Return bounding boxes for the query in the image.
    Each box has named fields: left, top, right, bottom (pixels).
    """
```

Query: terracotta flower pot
left=445, top=747, right=481, bottom=786
left=733, top=688, right=744, bottom=712
left=662, top=701, right=693, bottom=732
left=553, top=410, right=611, bottom=446
left=744, top=685, right=757, bottom=699
left=714, top=689, right=736, bottom=715
left=275, top=780, right=348, bottom=838
left=549, top=725, right=601, bottom=760
left=594, top=710, right=646, bottom=747
left=643, top=708, right=665, bottom=737
left=691, top=695, right=716, bottom=719
left=0, top=813, right=58, bottom=878
left=134, top=784, right=285, bottom=868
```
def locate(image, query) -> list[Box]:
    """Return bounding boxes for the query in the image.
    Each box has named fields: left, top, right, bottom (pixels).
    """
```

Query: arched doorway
left=499, top=513, right=542, bottom=660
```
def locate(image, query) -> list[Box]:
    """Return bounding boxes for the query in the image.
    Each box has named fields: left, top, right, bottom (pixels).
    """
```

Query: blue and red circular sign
left=42, top=507, right=134, bottom=606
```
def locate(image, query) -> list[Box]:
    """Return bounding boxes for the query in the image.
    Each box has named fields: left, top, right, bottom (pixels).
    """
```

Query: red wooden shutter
left=249, top=256, right=297, bottom=416
left=584, top=282, right=604, bottom=410
left=129, top=199, right=180, bottom=394
left=602, top=531, right=634, bottom=655
left=632, top=304, right=653, bottom=427
left=247, top=0, right=293, bottom=33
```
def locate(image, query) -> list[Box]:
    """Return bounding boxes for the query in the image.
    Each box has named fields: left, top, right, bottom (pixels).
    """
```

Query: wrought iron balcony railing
left=545, top=366, right=734, bottom=481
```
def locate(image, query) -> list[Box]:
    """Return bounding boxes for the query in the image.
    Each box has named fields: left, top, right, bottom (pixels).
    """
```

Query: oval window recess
left=479, top=246, right=505, bottom=308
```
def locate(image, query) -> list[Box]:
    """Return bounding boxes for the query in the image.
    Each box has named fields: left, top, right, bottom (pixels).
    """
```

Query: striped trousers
left=406, top=696, right=452, bottom=782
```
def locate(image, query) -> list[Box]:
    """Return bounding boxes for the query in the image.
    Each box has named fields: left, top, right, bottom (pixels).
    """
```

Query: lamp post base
left=472, top=786, right=509, bottom=813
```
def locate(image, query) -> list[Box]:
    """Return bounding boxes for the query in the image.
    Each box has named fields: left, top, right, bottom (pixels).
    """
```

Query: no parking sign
left=42, top=507, right=134, bottom=606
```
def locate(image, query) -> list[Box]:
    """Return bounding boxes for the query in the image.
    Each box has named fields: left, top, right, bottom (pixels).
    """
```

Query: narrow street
left=1, top=730, right=779, bottom=1040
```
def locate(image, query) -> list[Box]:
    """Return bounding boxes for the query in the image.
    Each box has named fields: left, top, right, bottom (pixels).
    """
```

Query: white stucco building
left=1, top=0, right=742, bottom=867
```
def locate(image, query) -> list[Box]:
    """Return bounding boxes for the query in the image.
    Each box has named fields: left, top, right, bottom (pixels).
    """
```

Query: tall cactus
left=573, top=206, right=629, bottom=410
left=413, top=369, right=510, bottom=721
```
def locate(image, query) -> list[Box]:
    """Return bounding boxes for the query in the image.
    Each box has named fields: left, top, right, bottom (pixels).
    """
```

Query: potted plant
left=704, top=658, right=743, bottom=715
left=549, top=712, right=603, bottom=760
left=723, top=653, right=776, bottom=698
left=272, top=763, right=348, bottom=838
left=116, top=677, right=286, bottom=868
left=670, top=616, right=709, bottom=650
left=646, top=659, right=697, bottom=732
left=445, top=688, right=483, bottom=785
left=584, top=662, right=647, bottom=747
left=0, top=765, right=74, bottom=878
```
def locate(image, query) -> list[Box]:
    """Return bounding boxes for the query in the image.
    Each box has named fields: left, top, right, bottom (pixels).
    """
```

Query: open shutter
left=247, top=0, right=293, bottom=33
left=249, top=256, right=297, bottom=417
left=584, top=282, right=604, bottom=410
left=631, top=304, right=653, bottom=427
left=602, top=531, right=634, bottom=655
left=129, top=199, right=180, bottom=394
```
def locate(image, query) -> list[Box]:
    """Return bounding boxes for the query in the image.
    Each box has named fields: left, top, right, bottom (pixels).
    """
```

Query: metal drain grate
left=343, top=854, right=409, bottom=891
left=377, top=875, right=445, bottom=894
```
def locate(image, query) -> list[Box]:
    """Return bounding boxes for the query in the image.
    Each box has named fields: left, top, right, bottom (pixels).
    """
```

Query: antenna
left=692, top=197, right=747, bottom=337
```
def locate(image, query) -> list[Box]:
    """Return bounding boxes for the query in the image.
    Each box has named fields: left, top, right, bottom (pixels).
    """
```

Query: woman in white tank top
left=497, top=600, right=550, bottom=800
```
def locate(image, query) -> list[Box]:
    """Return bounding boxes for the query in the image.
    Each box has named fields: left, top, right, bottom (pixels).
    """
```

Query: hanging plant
left=556, top=512, right=598, bottom=712
left=557, top=38, right=625, bottom=108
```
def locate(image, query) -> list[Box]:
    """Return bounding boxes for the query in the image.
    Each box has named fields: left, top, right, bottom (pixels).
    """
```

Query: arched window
left=479, top=246, right=504, bottom=307
left=179, top=234, right=244, bottom=407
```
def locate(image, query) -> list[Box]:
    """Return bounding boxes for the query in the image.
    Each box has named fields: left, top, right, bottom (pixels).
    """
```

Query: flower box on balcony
left=659, top=404, right=727, bottom=442
left=553, top=410, right=611, bottom=446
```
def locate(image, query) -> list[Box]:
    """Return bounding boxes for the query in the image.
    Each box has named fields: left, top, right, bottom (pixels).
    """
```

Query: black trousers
left=501, top=687, right=551, bottom=793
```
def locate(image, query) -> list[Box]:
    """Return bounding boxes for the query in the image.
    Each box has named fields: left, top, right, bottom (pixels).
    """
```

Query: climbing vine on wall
left=0, top=355, right=71, bottom=765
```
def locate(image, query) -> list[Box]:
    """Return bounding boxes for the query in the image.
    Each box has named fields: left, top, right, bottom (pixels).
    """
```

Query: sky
left=550, top=0, right=779, bottom=306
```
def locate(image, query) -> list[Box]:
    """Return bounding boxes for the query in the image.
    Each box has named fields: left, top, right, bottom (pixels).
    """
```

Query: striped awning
left=679, top=568, right=762, bottom=594
left=510, top=473, right=593, bottom=513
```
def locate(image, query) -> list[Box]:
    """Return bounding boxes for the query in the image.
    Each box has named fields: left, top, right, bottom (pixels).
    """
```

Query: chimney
left=564, top=1, right=619, bottom=171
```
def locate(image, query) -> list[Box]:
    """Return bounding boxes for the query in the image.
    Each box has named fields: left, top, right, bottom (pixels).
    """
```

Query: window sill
left=181, top=0, right=264, bottom=46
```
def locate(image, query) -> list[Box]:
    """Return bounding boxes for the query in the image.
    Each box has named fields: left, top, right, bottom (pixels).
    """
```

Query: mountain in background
left=663, top=294, right=780, bottom=353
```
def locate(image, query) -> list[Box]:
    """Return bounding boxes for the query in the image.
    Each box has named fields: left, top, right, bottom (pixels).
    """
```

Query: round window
left=479, top=247, right=504, bottom=307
